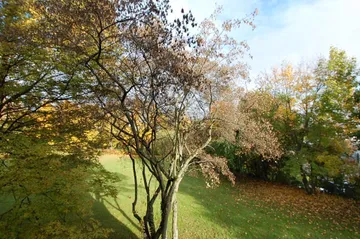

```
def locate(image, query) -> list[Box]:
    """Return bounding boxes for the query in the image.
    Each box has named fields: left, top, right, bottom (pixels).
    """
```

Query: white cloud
left=247, top=0, right=360, bottom=78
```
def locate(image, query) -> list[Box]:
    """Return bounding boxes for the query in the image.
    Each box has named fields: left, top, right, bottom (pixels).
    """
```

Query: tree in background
left=258, top=47, right=359, bottom=194
left=209, top=87, right=283, bottom=180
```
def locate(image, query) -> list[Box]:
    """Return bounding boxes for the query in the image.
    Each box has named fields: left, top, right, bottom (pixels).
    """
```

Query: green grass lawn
left=97, top=154, right=360, bottom=239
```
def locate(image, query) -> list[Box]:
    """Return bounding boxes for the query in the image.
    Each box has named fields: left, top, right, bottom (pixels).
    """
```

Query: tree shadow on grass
left=102, top=197, right=142, bottom=233
left=92, top=196, right=139, bottom=239
left=90, top=171, right=141, bottom=238
left=111, top=172, right=135, bottom=193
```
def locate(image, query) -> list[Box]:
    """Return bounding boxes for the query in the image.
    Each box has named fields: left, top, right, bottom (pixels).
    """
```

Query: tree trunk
left=158, top=177, right=183, bottom=239
left=172, top=195, right=178, bottom=239
left=159, top=193, right=173, bottom=239
left=302, top=173, right=313, bottom=194
left=170, top=177, right=182, bottom=239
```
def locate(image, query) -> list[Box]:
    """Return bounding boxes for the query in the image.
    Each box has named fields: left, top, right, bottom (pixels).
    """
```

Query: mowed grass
left=98, top=154, right=360, bottom=239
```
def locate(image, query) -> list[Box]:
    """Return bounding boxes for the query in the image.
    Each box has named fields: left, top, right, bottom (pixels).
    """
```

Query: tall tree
left=74, top=3, right=258, bottom=238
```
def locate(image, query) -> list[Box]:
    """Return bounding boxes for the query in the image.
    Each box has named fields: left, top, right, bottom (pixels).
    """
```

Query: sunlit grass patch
left=97, top=154, right=359, bottom=239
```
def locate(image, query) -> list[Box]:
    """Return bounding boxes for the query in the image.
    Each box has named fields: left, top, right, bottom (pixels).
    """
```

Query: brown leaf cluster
left=213, top=89, right=283, bottom=159
left=196, top=152, right=236, bottom=187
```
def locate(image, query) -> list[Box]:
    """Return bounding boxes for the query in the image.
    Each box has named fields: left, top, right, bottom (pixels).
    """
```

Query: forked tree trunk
left=157, top=176, right=183, bottom=239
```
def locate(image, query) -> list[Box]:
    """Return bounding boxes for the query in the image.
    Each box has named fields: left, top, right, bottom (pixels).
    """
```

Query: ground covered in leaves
left=98, top=154, right=360, bottom=239
left=234, top=178, right=360, bottom=237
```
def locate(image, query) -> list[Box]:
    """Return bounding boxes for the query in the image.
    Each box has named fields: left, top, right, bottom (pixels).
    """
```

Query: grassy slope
left=99, top=154, right=359, bottom=239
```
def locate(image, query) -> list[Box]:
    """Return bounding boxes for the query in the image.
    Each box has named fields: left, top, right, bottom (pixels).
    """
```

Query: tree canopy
left=1, top=1, right=360, bottom=239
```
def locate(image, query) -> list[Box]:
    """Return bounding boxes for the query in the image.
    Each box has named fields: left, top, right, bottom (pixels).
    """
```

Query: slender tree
left=79, top=3, right=258, bottom=238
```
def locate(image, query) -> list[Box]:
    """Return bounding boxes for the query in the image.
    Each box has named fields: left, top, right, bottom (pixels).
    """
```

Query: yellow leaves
left=2, top=0, right=40, bottom=33
left=28, top=4, right=42, bottom=19
left=270, top=63, right=296, bottom=89
left=43, top=123, right=52, bottom=129
left=28, top=101, right=106, bottom=151
left=275, top=104, right=297, bottom=122
left=47, top=140, right=55, bottom=146
left=70, top=136, right=81, bottom=143
left=332, top=139, right=350, bottom=154
left=23, top=17, right=36, bottom=27
left=282, top=64, right=294, bottom=79
left=36, top=104, right=55, bottom=122
left=84, top=130, right=99, bottom=141
left=316, top=153, right=343, bottom=178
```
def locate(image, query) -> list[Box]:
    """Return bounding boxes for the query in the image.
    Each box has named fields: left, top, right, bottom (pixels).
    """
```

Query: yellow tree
left=0, top=1, right=119, bottom=237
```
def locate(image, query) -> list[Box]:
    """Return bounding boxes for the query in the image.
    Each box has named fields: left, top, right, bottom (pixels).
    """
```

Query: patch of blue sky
left=170, top=0, right=360, bottom=86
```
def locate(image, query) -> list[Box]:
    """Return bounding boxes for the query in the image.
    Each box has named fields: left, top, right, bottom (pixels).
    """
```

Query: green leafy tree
left=259, top=48, right=359, bottom=194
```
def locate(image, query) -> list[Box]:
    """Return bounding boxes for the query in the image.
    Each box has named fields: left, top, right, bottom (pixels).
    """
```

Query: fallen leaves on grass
left=233, top=178, right=360, bottom=234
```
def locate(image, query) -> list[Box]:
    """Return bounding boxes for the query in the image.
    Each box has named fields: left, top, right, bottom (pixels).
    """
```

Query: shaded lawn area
left=0, top=189, right=137, bottom=239
left=92, top=197, right=138, bottom=239
left=99, top=154, right=360, bottom=239
left=0, top=183, right=137, bottom=239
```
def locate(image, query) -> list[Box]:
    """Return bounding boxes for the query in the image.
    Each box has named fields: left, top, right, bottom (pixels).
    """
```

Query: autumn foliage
left=1, top=0, right=360, bottom=239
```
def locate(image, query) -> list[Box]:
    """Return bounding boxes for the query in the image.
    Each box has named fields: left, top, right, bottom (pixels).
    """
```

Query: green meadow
left=94, top=154, right=359, bottom=239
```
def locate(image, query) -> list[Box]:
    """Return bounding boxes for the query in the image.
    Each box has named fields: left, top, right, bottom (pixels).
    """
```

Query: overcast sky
left=169, top=0, right=360, bottom=82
